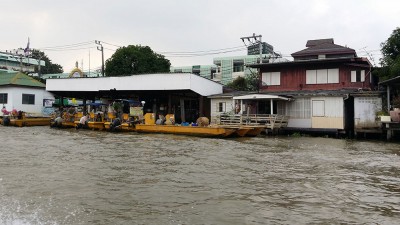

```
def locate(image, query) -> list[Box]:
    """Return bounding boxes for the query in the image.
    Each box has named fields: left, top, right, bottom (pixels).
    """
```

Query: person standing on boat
left=51, top=116, right=63, bottom=128
left=76, top=114, right=88, bottom=129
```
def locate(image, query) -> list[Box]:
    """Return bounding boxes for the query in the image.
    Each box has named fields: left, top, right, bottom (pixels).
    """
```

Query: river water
left=0, top=126, right=399, bottom=225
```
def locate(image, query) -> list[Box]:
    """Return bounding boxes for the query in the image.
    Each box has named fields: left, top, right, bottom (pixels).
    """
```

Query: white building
left=0, top=71, right=55, bottom=116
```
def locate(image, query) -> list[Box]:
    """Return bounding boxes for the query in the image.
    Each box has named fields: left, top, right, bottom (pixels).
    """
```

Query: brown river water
left=0, top=126, right=399, bottom=225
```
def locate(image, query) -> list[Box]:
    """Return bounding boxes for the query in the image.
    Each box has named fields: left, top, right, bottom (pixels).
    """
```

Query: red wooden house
left=244, top=39, right=382, bottom=136
left=252, top=38, right=374, bottom=92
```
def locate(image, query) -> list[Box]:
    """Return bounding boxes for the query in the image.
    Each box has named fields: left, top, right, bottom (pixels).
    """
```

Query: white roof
left=46, top=73, right=223, bottom=96
left=233, top=94, right=290, bottom=101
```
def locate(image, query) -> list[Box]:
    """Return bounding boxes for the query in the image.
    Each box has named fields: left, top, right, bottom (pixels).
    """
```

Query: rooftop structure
left=0, top=51, right=45, bottom=73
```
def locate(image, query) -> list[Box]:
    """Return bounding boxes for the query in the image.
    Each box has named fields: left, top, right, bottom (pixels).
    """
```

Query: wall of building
left=0, top=87, right=55, bottom=116
left=260, top=64, right=372, bottom=92
left=284, top=96, right=344, bottom=129
left=210, top=98, right=234, bottom=124
left=354, top=96, right=382, bottom=129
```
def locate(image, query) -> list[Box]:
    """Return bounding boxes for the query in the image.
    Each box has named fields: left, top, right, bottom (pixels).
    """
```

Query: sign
left=130, top=107, right=143, bottom=116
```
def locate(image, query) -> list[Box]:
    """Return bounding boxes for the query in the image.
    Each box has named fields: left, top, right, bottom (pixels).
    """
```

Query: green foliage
left=112, top=101, right=123, bottom=113
left=225, top=71, right=260, bottom=91
left=245, top=71, right=260, bottom=91
left=30, top=49, right=64, bottom=74
left=105, top=45, right=171, bottom=76
left=291, top=132, right=302, bottom=137
left=376, top=110, right=389, bottom=116
left=226, top=76, right=247, bottom=90
left=378, top=27, right=400, bottom=80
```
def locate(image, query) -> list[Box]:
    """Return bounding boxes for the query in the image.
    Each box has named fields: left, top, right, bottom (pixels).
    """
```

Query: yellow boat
left=87, top=121, right=105, bottom=130
left=233, top=127, right=252, bottom=137
left=9, top=117, right=51, bottom=127
left=135, top=124, right=237, bottom=137
left=217, top=125, right=264, bottom=137
left=244, top=126, right=264, bottom=137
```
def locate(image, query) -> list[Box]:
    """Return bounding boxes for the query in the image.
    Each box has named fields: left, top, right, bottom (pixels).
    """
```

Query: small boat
left=234, top=127, right=253, bottom=137
left=135, top=124, right=237, bottom=137
left=217, top=125, right=264, bottom=137
left=244, top=126, right=264, bottom=137
left=87, top=121, right=105, bottom=130
left=9, top=117, right=51, bottom=127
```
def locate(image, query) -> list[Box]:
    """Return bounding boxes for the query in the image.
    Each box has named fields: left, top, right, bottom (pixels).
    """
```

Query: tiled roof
left=292, top=39, right=356, bottom=57
left=306, top=38, right=334, bottom=47
left=0, top=71, right=45, bottom=88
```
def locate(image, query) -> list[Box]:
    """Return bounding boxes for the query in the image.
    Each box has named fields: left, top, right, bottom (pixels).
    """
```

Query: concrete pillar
left=270, top=99, right=274, bottom=114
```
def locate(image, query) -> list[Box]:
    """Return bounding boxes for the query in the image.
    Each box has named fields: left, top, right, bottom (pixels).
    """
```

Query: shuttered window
left=288, top=98, right=311, bottom=119
left=217, top=102, right=226, bottom=112
left=312, top=100, right=325, bottom=117
left=351, top=70, right=365, bottom=82
left=306, top=68, right=339, bottom=84
left=262, top=72, right=280, bottom=85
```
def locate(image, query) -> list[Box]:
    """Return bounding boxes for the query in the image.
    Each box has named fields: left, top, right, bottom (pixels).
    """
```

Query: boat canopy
left=233, top=94, right=291, bottom=101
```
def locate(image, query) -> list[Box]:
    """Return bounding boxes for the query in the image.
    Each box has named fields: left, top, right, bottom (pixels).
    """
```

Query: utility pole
left=241, top=33, right=263, bottom=64
left=95, top=40, right=104, bottom=76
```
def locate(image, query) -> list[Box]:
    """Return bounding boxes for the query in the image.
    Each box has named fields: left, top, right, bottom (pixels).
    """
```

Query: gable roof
left=0, top=71, right=46, bottom=88
left=292, top=39, right=356, bottom=58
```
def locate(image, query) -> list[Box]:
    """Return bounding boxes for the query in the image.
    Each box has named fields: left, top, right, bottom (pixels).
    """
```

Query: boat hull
left=10, top=118, right=51, bottom=127
left=135, top=124, right=236, bottom=137
left=87, top=121, right=105, bottom=130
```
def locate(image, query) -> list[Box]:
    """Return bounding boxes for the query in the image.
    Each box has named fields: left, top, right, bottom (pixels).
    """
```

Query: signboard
left=130, top=107, right=143, bottom=117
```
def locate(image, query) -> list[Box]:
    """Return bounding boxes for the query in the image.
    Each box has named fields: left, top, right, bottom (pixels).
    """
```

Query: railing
left=218, top=113, right=289, bottom=130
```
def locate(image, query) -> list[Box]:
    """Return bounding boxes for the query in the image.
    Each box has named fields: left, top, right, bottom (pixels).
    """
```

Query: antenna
left=361, top=46, right=376, bottom=67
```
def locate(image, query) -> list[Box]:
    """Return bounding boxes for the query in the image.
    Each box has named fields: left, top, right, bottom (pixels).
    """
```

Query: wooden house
left=246, top=38, right=382, bottom=136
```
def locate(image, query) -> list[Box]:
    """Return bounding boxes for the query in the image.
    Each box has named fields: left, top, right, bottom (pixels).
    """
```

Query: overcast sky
left=1, top=0, right=399, bottom=72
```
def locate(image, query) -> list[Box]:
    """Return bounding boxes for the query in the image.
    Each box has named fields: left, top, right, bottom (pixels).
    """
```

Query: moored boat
left=244, top=126, right=264, bottom=137
left=135, top=124, right=237, bottom=137
left=87, top=121, right=105, bottom=130
left=9, top=117, right=51, bottom=127
left=217, top=125, right=264, bottom=137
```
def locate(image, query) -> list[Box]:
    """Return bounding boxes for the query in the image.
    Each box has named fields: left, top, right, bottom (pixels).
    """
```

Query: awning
left=233, top=94, right=291, bottom=101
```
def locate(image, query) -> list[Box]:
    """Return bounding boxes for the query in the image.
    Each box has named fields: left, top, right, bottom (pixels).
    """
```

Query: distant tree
left=30, top=49, right=64, bottom=75
left=225, top=71, right=260, bottom=91
left=226, top=76, right=248, bottom=91
left=378, top=27, right=400, bottom=80
left=105, top=45, right=170, bottom=76
left=245, top=71, right=261, bottom=91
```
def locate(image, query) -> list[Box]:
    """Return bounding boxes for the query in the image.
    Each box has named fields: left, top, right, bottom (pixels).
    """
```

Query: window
left=262, top=72, right=280, bottom=85
left=327, top=69, right=339, bottom=83
left=351, top=70, right=365, bottom=82
left=217, top=102, right=226, bottom=112
left=306, top=68, right=339, bottom=84
left=312, top=100, right=325, bottom=117
left=22, top=94, right=35, bottom=105
left=288, top=98, right=311, bottom=119
left=0, top=93, right=7, bottom=104
left=233, top=61, right=244, bottom=72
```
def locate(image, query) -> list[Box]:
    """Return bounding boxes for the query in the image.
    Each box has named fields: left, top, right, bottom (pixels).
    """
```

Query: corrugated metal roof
left=0, top=71, right=45, bottom=88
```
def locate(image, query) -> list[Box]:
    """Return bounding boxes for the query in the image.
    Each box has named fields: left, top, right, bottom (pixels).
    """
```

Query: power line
left=40, top=47, right=94, bottom=51
left=37, top=41, right=94, bottom=49
left=159, top=46, right=245, bottom=54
